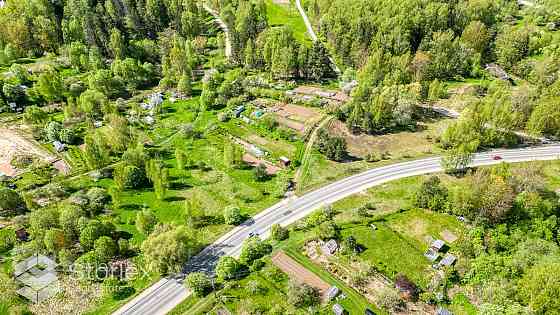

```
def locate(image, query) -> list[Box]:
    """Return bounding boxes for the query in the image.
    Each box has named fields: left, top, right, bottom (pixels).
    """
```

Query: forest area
left=0, top=0, right=559, bottom=314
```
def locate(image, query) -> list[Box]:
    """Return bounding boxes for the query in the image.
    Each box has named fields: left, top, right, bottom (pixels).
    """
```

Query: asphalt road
left=113, top=145, right=560, bottom=315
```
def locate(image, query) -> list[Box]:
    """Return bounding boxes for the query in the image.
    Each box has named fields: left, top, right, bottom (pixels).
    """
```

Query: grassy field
left=265, top=0, right=309, bottom=43
left=298, top=116, right=451, bottom=193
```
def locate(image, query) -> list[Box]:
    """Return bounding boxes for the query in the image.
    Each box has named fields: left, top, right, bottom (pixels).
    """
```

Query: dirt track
left=271, top=251, right=331, bottom=299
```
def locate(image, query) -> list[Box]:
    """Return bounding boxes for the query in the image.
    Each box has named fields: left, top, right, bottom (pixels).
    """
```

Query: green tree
left=495, top=26, right=529, bottom=70
left=185, top=272, right=213, bottom=297
left=83, top=131, right=110, bottom=170
left=43, top=228, right=67, bottom=255
left=239, top=237, right=272, bottom=265
left=136, top=209, right=158, bottom=235
left=223, top=206, right=243, bottom=225
left=59, top=204, right=85, bottom=241
left=23, top=105, right=48, bottom=125
left=175, top=148, right=187, bottom=170
left=215, top=256, right=243, bottom=281
left=287, top=280, right=320, bottom=308
left=80, top=220, right=113, bottom=251
left=114, top=164, right=147, bottom=191
left=519, top=261, right=560, bottom=314
left=254, top=163, right=268, bottom=182
left=146, top=159, right=169, bottom=200
left=94, top=236, right=117, bottom=262
left=109, top=28, right=126, bottom=60
left=141, top=225, right=197, bottom=274
left=414, top=176, right=448, bottom=211
left=270, top=224, right=289, bottom=241
left=35, top=68, right=64, bottom=103
left=177, top=72, right=192, bottom=96
left=0, top=188, right=25, bottom=217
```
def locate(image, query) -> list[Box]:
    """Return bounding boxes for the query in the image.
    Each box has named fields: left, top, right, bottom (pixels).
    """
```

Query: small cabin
left=322, top=239, right=339, bottom=256
left=332, top=304, right=345, bottom=315
left=279, top=156, right=291, bottom=167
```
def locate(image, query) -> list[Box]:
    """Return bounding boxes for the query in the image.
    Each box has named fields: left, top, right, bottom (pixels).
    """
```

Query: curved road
left=114, top=145, right=560, bottom=315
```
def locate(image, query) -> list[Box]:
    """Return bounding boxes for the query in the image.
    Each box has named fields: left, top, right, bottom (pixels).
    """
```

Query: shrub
left=0, top=188, right=25, bottom=217
left=185, top=272, right=213, bottom=297
left=223, top=206, right=243, bottom=225
left=239, top=237, right=272, bottom=265
left=270, top=224, right=289, bottom=241
left=287, top=280, right=320, bottom=308
left=113, top=164, right=147, bottom=190
left=215, top=256, right=243, bottom=281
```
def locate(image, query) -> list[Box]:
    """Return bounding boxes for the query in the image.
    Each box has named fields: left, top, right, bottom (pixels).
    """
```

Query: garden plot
left=290, top=86, right=350, bottom=104
left=0, top=128, right=58, bottom=176
left=272, top=251, right=331, bottom=300
left=269, top=103, right=323, bottom=134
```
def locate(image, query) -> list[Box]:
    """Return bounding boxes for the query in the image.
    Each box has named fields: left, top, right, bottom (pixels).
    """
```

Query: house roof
left=322, top=239, right=338, bottom=255
left=333, top=303, right=344, bottom=315
left=424, top=249, right=439, bottom=262
left=431, top=239, right=445, bottom=250
left=436, top=307, right=453, bottom=315
left=440, top=253, right=457, bottom=266
left=326, top=286, right=340, bottom=299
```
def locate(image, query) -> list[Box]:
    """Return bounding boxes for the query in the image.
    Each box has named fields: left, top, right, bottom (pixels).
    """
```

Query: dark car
left=365, top=309, right=376, bottom=315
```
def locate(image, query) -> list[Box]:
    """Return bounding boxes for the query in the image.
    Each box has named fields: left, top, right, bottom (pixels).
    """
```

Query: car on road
left=248, top=232, right=259, bottom=238
left=493, top=155, right=503, bottom=160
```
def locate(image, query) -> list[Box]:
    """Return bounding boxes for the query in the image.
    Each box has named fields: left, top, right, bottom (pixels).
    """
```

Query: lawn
left=338, top=222, right=431, bottom=287
left=265, top=0, right=309, bottom=43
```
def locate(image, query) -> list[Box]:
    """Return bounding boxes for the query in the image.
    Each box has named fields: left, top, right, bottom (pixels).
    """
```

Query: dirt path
left=295, top=115, right=333, bottom=185
left=203, top=3, right=232, bottom=59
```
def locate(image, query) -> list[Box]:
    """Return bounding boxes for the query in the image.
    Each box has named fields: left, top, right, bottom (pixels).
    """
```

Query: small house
left=332, top=304, right=345, bottom=315
left=370, top=224, right=377, bottom=231
left=326, top=286, right=340, bottom=301
left=253, top=110, right=264, bottom=118
left=149, top=92, right=164, bottom=107
left=279, top=156, right=291, bottom=167
left=141, top=102, right=153, bottom=110
left=439, top=253, right=457, bottom=267
left=241, top=116, right=253, bottom=124
left=436, top=308, right=453, bottom=315
left=233, top=105, right=245, bottom=118
left=94, top=121, right=103, bottom=128
left=322, top=239, right=339, bottom=256
left=249, top=145, right=264, bottom=158
left=143, top=116, right=155, bottom=125
left=424, top=248, right=439, bottom=262
left=53, top=141, right=66, bottom=152
left=431, top=239, right=445, bottom=252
